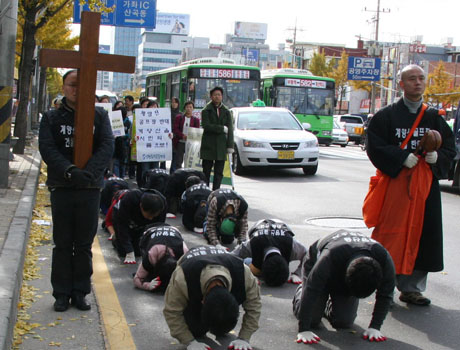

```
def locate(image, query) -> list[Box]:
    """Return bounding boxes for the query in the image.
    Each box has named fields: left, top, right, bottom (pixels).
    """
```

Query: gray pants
left=293, top=285, right=359, bottom=329
left=396, top=270, right=428, bottom=293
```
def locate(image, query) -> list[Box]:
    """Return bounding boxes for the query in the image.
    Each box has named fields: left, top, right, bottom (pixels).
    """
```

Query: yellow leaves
left=49, top=341, right=62, bottom=346
left=12, top=162, right=52, bottom=349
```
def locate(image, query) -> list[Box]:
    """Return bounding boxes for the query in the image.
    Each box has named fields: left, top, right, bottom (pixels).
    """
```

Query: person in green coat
left=200, top=86, right=234, bottom=190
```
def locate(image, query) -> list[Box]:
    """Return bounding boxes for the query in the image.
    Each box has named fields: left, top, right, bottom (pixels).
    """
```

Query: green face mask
left=220, top=218, right=236, bottom=236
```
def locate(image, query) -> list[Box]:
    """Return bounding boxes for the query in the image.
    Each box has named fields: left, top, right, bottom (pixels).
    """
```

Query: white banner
left=109, top=110, right=125, bottom=137
left=135, top=108, right=172, bottom=162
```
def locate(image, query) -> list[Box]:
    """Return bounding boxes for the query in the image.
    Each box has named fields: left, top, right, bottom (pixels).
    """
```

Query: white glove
left=403, top=153, right=419, bottom=168
left=425, top=151, right=438, bottom=164
left=228, top=338, right=252, bottom=350
left=187, top=339, right=211, bottom=350
left=288, top=273, right=302, bottom=285
left=148, top=276, right=161, bottom=291
left=223, top=126, right=228, bottom=134
left=124, top=252, right=136, bottom=264
left=296, top=331, right=320, bottom=344
left=363, top=328, right=386, bottom=342
left=227, top=148, right=235, bottom=154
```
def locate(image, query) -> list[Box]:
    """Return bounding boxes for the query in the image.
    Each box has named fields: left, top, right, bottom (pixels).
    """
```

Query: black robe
left=366, top=99, right=456, bottom=272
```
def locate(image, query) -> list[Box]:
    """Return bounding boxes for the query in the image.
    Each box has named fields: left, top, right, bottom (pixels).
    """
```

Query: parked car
left=332, top=120, right=349, bottom=147
left=334, top=114, right=364, bottom=144
left=231, top=106, right=319, bottom=175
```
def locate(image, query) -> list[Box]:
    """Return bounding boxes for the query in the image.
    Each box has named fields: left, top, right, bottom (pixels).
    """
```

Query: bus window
left=276, top=87, right=334, bottom=116
left=192, top=78, right=259, bottom=109
left=171, top=72, right=180, bottom=101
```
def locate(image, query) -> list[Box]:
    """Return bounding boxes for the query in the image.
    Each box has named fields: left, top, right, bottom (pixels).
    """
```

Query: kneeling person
left=112, top=189, right=167, bottom=264
left=181, top=176, right=212, bottom=232
left=134, top=224, right=188, bottom=292
left=204, top=189, right=248, bottom=246
left=292, top=230, right=395, bottom=344
left=232, top=219, right=307, bottom=286
left=164, top=245, right=261, bottom=350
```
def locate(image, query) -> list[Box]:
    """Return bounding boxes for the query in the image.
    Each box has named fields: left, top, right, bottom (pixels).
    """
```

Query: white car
left=230, top=107, right=319, bottom=175
left=332, top=120, right=349, bottom=147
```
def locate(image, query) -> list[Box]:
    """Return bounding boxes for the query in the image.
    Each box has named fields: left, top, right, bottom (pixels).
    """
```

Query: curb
left=0, top=150, right=41, bottom=350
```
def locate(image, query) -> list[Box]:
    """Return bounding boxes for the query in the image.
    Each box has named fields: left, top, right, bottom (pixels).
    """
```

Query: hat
left=220, top=218, right=236, bottom=236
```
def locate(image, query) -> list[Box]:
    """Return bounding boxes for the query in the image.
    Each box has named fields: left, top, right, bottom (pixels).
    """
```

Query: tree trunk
left=36, top=65, right=47, bottom=127
left=13, top=9, right=37, bottom=154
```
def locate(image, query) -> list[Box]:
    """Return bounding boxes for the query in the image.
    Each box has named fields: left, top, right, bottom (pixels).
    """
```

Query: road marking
left=92, top=236, right=137, bottom=350
left=320, top=147, right=369, bottom=160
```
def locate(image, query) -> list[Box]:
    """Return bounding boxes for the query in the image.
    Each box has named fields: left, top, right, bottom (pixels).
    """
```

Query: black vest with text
left=179, top=246, right=246, bottom=312
left=248, top=219, right=294, bottom=269
left=140, top=224, right=184, bottom=273
left=214, top=189, right=248, bottom=219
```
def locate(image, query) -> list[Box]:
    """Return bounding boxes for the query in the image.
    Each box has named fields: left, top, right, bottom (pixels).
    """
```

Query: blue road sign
left=242, top=48, right=259, bottom=63
left=347, top=57, right=381, bottom=81
left=73, top=0, right=156, bottom=29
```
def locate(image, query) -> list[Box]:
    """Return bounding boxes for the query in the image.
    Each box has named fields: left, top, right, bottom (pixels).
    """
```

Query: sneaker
left=54, top=295, right=70, bottom=312
left=193, top=227, right=204, bottom=233
left=399, top=292, right=431, bottom=306
left=166, top=213, right=177, bottom=219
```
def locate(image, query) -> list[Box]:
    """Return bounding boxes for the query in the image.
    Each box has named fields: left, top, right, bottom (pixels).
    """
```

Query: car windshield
left=340, top=116, right=363, bottom=124
left=237, top=110, right=302, bottom=130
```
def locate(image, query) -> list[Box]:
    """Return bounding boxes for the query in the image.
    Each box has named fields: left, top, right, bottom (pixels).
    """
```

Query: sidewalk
left=0, top=136, right=106, bottom=350
left=0, top=136, right=41, bottom=350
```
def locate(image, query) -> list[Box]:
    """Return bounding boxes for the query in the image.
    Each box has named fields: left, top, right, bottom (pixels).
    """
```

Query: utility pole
left=365, top=0, right=390, bottom=114
left=286, top=19, right=305, bottom=69
left=0, top=0, right=19, bottom=187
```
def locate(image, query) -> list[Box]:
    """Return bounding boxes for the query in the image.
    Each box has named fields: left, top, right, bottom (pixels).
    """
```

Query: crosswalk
left=319, top=145, right=370, bottom=160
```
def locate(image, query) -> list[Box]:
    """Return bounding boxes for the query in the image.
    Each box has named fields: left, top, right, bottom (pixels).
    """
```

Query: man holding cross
left=39, top=70, right=114, bottom=311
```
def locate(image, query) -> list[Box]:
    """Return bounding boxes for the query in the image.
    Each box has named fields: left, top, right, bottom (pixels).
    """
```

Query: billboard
left=149, top=12, right=190, bottom=35
left=234, top=21, right=267, bottom=40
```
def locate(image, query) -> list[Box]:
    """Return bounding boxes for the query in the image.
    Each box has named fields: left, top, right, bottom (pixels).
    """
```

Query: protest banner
left=134, top=108, right=172, bottom=162
left=184, top=127, right=233, bottom=187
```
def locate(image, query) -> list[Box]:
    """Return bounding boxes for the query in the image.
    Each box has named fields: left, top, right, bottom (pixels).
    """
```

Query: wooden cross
left=40, top=11, right=136, bottom=168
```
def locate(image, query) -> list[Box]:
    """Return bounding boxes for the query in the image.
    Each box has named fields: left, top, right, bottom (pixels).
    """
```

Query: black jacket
left=39, top=98, right=114, bottom=188
left=298, top=230, right=395, bottom=332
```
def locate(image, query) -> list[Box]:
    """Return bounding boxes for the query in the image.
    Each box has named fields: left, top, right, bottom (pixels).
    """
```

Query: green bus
left=144, top=58, right=261, bottom=110
left=261, top=69, right=336, bottom=145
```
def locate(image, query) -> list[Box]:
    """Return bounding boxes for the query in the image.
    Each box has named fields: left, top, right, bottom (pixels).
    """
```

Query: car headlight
left=243, top=140, right=265, bottom=148
left=302, top=139, right=318, bottom=148
left=322, top=130, right=332, bottom=136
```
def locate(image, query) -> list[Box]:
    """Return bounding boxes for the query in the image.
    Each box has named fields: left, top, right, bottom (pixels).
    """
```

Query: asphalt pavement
left=1, top=140, right=459, bottom=350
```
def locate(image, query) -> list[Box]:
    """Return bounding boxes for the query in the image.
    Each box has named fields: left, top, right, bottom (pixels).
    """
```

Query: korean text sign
left=135, top=108, right=172, bottom=162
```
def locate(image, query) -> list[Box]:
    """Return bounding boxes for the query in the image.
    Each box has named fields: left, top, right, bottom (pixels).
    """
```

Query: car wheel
left=232, top=149, right=246, bottom=175
left=302, top=164, right=318, bottom=175
left=341, top=144, right=346, bottom=148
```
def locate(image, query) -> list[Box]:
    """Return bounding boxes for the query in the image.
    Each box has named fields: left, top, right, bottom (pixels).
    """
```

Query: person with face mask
left=203, top=188, right=248, bottom=247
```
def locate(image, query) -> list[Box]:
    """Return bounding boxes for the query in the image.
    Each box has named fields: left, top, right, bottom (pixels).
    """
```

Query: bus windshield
left=192, top=78, right=259, bottom=109
left=275, top=87, right=335, bottom=116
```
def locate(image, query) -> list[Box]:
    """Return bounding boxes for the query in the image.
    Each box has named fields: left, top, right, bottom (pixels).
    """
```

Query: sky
left=75, top=0, right=460, bottom=49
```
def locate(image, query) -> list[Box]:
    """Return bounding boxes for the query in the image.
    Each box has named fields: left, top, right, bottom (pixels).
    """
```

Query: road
left=95, top=144, right=460, bottom=350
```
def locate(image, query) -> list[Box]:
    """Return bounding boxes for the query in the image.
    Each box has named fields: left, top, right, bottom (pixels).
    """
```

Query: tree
left=14, top=0, right=113, bottom=154
left=308, top=50, right=334, bottom=77
left=122, top=87, right=143, bottom=101
left=424, top=61, right=460, bottom=107
left=327, top=50, right=349, bottom=114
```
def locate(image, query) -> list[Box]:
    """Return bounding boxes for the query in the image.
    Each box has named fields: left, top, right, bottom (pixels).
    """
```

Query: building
left=135, top=12, right=210, bottom=90
left=111, top=27, right=142, bottom=94
left=96, top=45, right=112, bottom=91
